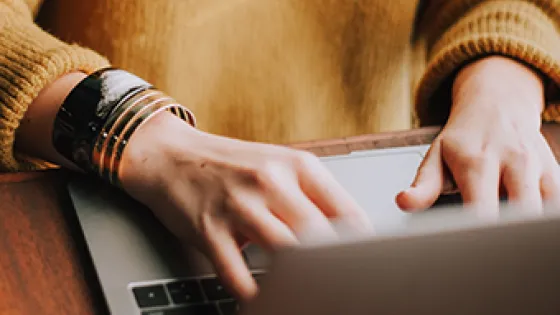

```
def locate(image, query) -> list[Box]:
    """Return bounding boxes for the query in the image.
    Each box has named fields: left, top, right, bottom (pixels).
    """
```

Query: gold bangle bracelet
left=104, top=96, right=175, bottom=183
left=90, top=88, right=196, bottom=186
left=94, top=90, right=168, bottom=177
left=92, top=89, right=161, bottom=173
left=109, top=103, right=193, bottom=186
left=99, top=95, right=173, bottom=181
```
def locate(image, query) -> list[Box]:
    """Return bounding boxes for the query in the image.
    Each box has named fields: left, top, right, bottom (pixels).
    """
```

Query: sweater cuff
left=0, top=21, right=110, bottom=171
left=415, top=1, right=560, bottom=126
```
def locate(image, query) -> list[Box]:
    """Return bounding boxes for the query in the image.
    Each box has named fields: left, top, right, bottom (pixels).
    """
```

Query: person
left=1, top=0, right=560, bottom=301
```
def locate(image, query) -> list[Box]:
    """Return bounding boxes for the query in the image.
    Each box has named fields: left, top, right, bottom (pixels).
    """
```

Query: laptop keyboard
left=131, top=271, right=265, bottom=315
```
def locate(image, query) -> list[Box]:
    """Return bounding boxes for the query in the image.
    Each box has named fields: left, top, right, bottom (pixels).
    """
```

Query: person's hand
left=397, top=56, right=560, bottom=212
left=117, top=112, right=372, bottom=301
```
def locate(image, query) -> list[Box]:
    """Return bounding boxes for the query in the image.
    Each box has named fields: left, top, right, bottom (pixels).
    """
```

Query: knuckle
left=252, top=159, right=288, bottom=187
left=224, top=188, right=244, bottom=210
left=440, top=136, right=489, bottom=170
left=245, top=150, right=320, bottom=189
left=440, top=136, right=462, bottom=158
left=456, top=150, right=487, bottom=170
left=438, top=132, right=461, bottom=148
left=505, top=144, right=531, bottom=165
left=291, top=150, right=321, bottom=170
left=462, top=153, right=487, bottom=169
left=226, top=190, right=262, bottom=218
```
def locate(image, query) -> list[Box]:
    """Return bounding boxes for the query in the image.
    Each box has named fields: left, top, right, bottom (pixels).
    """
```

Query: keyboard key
left=219, top=300, right=239, bottom=315
left=142, top=304, right=221, bottom=315
left=132, top=285, right=169, bottom=308
left=177, top=304, right=220, bottom=315
left=166, top=280, right=205, bottom=304
left=200, top=278, right=231, bottom=300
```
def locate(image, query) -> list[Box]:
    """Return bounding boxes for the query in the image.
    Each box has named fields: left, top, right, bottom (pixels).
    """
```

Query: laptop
left=67, top=144, right=560, bottom=315
left=242, top=202, right=560, bottom=315
left=67, top=144, right=430, bottom=314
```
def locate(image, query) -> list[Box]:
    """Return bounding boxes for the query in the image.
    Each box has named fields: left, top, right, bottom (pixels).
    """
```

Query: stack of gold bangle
left=91, top=88, right=196, bottom=187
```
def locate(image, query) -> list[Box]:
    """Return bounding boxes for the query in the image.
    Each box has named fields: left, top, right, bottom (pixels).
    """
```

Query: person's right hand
left=118, top=112, right=372, bottom=301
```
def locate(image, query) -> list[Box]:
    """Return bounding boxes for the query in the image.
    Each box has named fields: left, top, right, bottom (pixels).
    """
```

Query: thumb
left=396, top=142, right=445, bottom=211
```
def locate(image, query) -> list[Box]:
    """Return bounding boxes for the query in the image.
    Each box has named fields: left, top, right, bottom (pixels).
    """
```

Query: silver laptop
left=242, top=202, right=560, bottom=315
left=68, top=144, right=560, bottom=315
left=68, top=144, right=430, bottom=314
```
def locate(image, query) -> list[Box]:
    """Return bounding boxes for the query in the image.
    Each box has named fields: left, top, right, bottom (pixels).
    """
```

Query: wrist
left=49, top=68, right=197, bottom=187
left=118, top=111, right=201, bottom=193
left=452, top=56, right=545, bottom=117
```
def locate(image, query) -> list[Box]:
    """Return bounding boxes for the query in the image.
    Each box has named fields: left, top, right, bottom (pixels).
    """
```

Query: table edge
left=3, top=124, right=560, bottom=184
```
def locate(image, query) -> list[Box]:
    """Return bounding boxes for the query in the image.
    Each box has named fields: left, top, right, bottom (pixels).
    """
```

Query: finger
left=227, top=190, right=299, bottom=249
left=540, top=172, right=560, bottom=205
left=539, top=137, right=560, bottom=204
left=537, top=137, right=560, bottom=205
left=397, top=141, right=446, bottom=212
left=273, top=187, right=337, bottom=239
left=296, top=154, right=373, bottom=231
left=447, top=154, right=500, bottom=210
left=238, top=211, right=299, bottom=249
left=502, top=157, right=542, bottom=211
left=264, top=170, right=337, bottom=238
left=205, top=221, right=257, bottom=301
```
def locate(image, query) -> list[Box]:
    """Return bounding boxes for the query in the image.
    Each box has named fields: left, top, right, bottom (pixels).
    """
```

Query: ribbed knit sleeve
left=0, top=1, right=109, bottom=171
left=414, top=0, right=560, bottom=126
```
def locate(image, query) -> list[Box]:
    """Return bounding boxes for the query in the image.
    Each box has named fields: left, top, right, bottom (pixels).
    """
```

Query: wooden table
left=2, top=126, right=560, bottom=315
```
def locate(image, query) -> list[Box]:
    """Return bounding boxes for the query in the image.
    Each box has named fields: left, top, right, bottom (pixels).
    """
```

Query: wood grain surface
left=0, top=170, right=107, bottom=315
left=0, top=125, right=559, bottom=314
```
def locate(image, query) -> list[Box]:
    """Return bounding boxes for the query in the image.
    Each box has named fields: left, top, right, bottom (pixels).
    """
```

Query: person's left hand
left=397, top=56, right=560, bottom=212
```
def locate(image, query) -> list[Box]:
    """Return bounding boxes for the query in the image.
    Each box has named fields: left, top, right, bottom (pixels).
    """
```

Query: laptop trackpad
left=321, top=148, right=425, bottom=231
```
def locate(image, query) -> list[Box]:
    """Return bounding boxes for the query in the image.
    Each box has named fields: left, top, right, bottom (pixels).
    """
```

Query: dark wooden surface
left=0, top=171, right=107, bottom=315
left=1, top=125, right=559, bottom=314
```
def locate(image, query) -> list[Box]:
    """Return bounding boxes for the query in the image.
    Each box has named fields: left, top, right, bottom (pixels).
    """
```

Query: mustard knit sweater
left=1, top=0, right=560, bottom=171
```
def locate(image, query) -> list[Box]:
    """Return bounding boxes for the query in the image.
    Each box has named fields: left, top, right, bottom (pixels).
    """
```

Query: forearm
left=414, top=0, right=560, bottom=126
left=0, top=0, right=109, bottom=171
left=15, top=73, right=86, bottom=171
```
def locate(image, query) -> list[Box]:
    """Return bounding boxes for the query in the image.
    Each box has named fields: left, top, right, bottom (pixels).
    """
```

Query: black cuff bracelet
left=52, top=68, right=152, bottom=172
